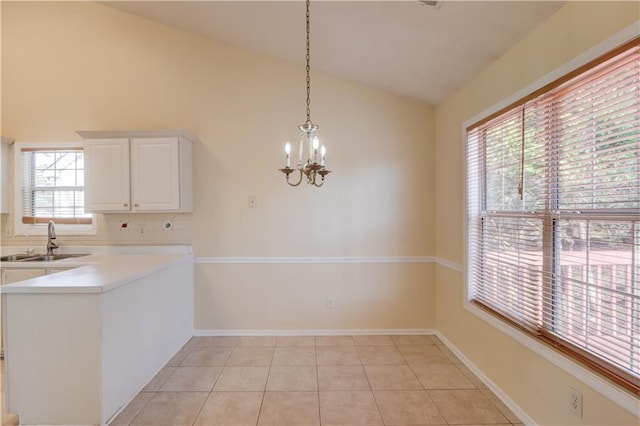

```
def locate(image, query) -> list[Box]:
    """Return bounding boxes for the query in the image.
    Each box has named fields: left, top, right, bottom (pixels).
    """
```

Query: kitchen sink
left=0, top=254, right=41, bottom=262
left=1, top=253, right=89, bottom=262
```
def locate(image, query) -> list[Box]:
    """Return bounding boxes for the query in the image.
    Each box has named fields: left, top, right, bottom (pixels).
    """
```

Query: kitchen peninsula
left=1, top=253, right=193, bottom=425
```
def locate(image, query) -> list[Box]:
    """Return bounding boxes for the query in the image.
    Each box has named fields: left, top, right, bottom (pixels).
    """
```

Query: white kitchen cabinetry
left=1, top=137, right=14, bottom=214
left=1, top=268, right=46, bottom=285
left=1, top=268, right=46, bottom=358
left=80, top=131, right=193, bottom=213
left=83, top=139, right=130, bottom=211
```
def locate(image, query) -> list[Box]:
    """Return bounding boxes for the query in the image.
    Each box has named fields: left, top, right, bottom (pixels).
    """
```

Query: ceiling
left=103, top=1, right=565, bottom=106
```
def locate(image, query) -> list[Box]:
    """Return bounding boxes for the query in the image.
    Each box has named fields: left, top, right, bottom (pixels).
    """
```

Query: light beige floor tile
left=364, top=365, right=422, bottom=390
left=131, top=392, right=208, bottom=425
left=455, top=364, right=489, bottom=389
left=165, top=347, right=192, bottom=366
left=227, top=347, right=274, bottom=366
left=272, top=347, right=316, bottom=366
left=237, top=336, right=277, bottom=347
left=390, top=335, right=434, bottom=346
left=181, top=347, right=233, bottom=367
left=194, top=391, right=263, bottom=426
left=159, top=366, right=221, bottom=392
left=143, top=367, right=176, bottom=391
left=266, top=366, right=318, bottom=391
left=438, top=345, right=463, bottom=364
left=428, top=335, right=444, bottom=345
left=276, top=336, right=315, bottom=347
left=257, top=391, right=320, bottom=425
left=428, top=389, right=509, bottom=425
left=198, top=336, right=239, bottom=347
left=412, top=364, right=475, bottom=389
left=480, top=389, right=522, bottom=423
left=110, top=392, right=154, bottom=425
left=315, top=335, right=355, bottom=346
left=374, top=390, right=445, bottom=425
left=317, top=366, right=370, bottom=391
left=182, top=336, right=200, bottom=348
left=316, top=346, right=361, bottom=365
left=1, top=413, right=19, bottom=426
left=397, top=344, right=451, bottom=365
left=353, top=335, right=394, bottom=346
left=214, top=366, right=270, bottom=391
left=357, top=346, right=406, bottom=365
left=319, top=391, right=383, bottom=425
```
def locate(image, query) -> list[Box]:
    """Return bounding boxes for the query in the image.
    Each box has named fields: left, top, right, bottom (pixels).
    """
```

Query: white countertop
left=0, top=254, right=193, bottom=294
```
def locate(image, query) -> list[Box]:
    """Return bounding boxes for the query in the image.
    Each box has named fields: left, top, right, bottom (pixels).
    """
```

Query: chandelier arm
left=286, top=169, right=304, bottom=187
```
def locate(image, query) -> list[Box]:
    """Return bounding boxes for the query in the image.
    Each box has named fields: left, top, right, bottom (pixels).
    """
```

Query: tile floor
left=0, top=358, right=19, bottom=426
left=109, top=335, right=523, bottom=426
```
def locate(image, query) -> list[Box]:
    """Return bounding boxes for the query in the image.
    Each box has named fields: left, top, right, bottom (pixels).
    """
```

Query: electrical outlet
left=138, top=224, right=147, bottom=237
left=569, top=388, right=583, bottom=418
left=326, top=297, right=336, bottom=309
left=248, top=196, right=257, bottom=208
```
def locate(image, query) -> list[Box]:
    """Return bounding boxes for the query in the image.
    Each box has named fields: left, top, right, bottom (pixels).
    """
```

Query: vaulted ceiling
left=104, top=1, right=565, bottom=105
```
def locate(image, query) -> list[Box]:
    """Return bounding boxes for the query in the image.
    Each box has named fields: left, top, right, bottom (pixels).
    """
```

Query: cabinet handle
left=124, top=203, right=128, bottom=207
left=134, top=203, right=139, bottom=207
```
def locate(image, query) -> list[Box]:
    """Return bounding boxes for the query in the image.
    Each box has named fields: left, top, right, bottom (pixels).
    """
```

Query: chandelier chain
left=305, top=0, right=311, bottom=124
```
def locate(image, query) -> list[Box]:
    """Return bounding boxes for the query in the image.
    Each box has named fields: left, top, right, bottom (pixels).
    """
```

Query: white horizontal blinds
left=21, top=148, right=91, bottom=224
left=537, top=46, right=640, bottom=212
left=468, top=106, right=545, bottom=332
left=467, top=39, right=640, bottom=390
left=537, top=45, right=640, bottom=380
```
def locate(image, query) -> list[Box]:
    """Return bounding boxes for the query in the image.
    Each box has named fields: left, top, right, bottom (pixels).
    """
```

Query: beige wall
left=1, top=2, right=436, bottom=330
left=434, top=1, right=639, bottom=425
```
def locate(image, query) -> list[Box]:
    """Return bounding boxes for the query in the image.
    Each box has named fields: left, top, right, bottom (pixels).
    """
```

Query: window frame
left=13, top=141, right=97, bottom=236
left=463, top=27, right=640, bottom=409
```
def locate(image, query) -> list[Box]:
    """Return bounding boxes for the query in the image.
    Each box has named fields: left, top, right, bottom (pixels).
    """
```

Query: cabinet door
left=1, top=268, right=46, bottom=285
left=130, top=138, right=180, bottom=211
left=84, top=139, right=130, bottom=211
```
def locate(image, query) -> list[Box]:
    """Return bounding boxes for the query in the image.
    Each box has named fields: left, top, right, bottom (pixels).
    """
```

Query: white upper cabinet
left=84, top=138, right=130, bottom=211
left=79, top=131, right=193, bottom=213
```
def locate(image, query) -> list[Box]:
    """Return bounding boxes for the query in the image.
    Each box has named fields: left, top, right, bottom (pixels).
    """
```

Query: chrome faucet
left=47, top=220, right=58, bottom=255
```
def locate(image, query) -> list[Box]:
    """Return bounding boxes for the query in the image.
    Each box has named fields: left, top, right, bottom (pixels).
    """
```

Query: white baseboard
left=193, top=328, right=436, bottom=336
left=435, top=331, right=536, bottom=426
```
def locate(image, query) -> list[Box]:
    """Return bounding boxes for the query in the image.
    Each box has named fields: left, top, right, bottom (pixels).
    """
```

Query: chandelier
left=279, top=0, right=331, bottom=187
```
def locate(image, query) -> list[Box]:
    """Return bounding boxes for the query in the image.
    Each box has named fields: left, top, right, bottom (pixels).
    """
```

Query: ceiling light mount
left=279, top=0, right=331, bottom=188
left=418, top=0, right=443, bottom=9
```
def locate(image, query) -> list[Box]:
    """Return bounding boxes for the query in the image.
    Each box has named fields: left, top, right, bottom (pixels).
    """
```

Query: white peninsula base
left=3, top=255, right=193, bottom=425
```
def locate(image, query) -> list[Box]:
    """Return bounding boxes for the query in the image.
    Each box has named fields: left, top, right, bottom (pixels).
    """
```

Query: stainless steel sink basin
left=0, top=254, right=41, bottom=262
left=1, top=253, right=89, bottom=262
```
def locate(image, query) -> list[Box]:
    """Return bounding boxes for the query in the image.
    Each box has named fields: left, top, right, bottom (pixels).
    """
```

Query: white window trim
left=462, top=22, right=640, bottom=416
left=13, top=141, right=97, bottom=236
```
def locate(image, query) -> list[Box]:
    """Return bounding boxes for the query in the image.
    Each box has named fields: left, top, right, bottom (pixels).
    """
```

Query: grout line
left=315, top=343, right=322, bottom=425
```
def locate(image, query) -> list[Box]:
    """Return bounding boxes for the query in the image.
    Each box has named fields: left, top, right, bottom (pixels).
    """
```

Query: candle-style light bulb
left=284, top=142, right=291, bottom=168
left=312, top=136, right=320, bottom=163
left=320, top=145, right=326, bottom=166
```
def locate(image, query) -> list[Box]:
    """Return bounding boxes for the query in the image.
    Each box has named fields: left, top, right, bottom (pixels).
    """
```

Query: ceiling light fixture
left=279, top=0, right=330, bottom=187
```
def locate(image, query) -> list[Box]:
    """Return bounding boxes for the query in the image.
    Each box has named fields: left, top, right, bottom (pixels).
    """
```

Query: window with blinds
left=17, top=145, right=93, bottom=227
left=466, top=38, right=640, bottom=392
